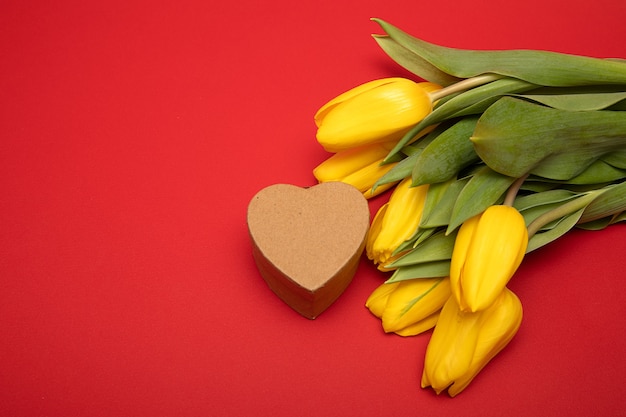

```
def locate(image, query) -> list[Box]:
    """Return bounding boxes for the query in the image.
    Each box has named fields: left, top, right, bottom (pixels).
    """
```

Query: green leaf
left=373, top=18, right=626, bottom=87
left=576, top=216, right=615, bottom=230
left=613, top=211, right=626, bottom=223
left=420, top=177, right=469, bottom=228
left=513, top=189, right=578, bottom=212
left=519, top=91, right=626, bottom=111
left=520, top=181, right=559, bottom=193
left=373, top=125, right=445, bottom=189
left=387, top=231, right=457, bottom=268
left=602, top=150, right=626, bottom=169
left=447, top=166, right=516, bottom=233
left=412, top=116, right=480, bottom=186
left=372, top=34, right=460, bottom=86
left=520, top=200, right=579, bottom=230
left=384, top=77, right=537, bottom=162
left=386, top=260, right=450, bottom=283
left=419, top=180, right=454, bottom=225
left=527, top=209, right=585, bottom=252
left=373, top=152, right=415, bottom=189
left=578, top=180, right=626, bottom=223
left=471, top=97, right=626, bottom=180
left=558, top=159, right=626, bottom=185
left=394, top=225, right=439, bottom=254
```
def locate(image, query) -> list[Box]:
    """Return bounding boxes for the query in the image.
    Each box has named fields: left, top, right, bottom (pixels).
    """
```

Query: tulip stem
left=526, top=190, right=603, bottom=238
left=429, top=74, right=504, bottom=101
left=503, top=174, right=529, bottom=207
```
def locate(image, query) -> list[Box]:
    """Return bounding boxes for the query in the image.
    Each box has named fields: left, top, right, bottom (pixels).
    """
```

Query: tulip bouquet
left=312, top=19, right=626, bottom=397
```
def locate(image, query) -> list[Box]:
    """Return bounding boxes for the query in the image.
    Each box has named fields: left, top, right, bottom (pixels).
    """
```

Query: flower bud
left=313, top=141, right=398, bottom=198
left=366, top=178, right=429, bottom=266
left=315, top=78, right=441, bottom=152
left=421, top=288, right=523, bottom=397
left=366, top=278, right=451, bottom=336
left=450, top=205, right=528, bottom=312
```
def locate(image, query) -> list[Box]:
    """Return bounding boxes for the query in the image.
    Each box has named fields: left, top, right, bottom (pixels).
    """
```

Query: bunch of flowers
left=312, top=19, right=626, bottom=397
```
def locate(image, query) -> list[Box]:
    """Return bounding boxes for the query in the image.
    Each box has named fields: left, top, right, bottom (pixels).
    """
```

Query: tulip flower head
left=421, top=288, right=523, bottom=397
left=365, top=278, right=451, bottom=336
left=315, top=78, right=441, bottom=152
left=450, top=205, right=528, bottom=312
left=366, top=178, right=429, bottom=267
left=313, top=141, right=399, bottom=198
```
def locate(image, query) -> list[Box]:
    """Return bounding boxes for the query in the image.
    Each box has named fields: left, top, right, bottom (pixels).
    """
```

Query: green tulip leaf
left=384, top=78, right=537, bottom=162
left=412, top=116, right=480, bottom=186
left=513, top=189, right=577, bottom=211
left=395, top=225, right=438, bottom=254
left=373, top=18, right=626, bottom=87
left=471, top=97, right=626, bottom=180
left=519, top=91, right=626, bottom=111
left=420, top=177, right=469, bottom=228
left=519, top=200, right=580, bottom=230
left=527, top=209, right=585, bottom=252
left=557, top=159, right=626, bottom=185
left=373, top=152, right=416, bottom=189
left=447, top=166, right=516, bottom=233
left=602, top=150, right=626, bottom=169
left=374, top=125, right=445, bottom=189
left=576, top=216, right=615, bottom=230
left=419, top=179, right=454, bottom=225
left=372, top=34, right=461, bottom=86
left=524, top=159, right=626, bottom=185
left=613, top=211, right=626, bottom=224
left=387, top=231, right=456, bottom=268
left=385, top=260, right=450, bottom=283
left=520, top=181, right=559, bottom=193
left=578, top=180, right=626, bottom=223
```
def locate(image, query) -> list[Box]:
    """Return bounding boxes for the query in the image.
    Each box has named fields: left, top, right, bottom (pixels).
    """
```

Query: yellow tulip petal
left=449, top=213, right=480, bottom=310
left=341, top=160, right=398, bottom=197
left=316, top=78, right=434, bottom=151
left=366, top=203, right=388, bottom=261
left=447, top=288, right=523, bottom=397
left=381, top=278, right=450, bottom=333
left=462, top=206, right=528, bottom=312
left=313, top=142, right=394, bottom=182
left=422, top=296, right=482, bottom=393
left=417, top=81, right=443, bottom=94
left=394, top=311, right=440, bottom=336
left=314, top=78, right=399, bottom=127
left=365, top=282, right=400, bottom=318
left=369, top=179, right=429, bottom=265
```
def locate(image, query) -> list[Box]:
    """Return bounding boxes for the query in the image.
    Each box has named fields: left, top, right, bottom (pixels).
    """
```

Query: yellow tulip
left=365, top=278, right=451, bottom=336
left=366, top=178, right=429, bottom=267
left=313, top=141, right=398, bottom=198
left=450, top=205, right=528, bottom=312
left=315, top=78, right=442, bottom=152
left=421, top=288, right=523, bottom=397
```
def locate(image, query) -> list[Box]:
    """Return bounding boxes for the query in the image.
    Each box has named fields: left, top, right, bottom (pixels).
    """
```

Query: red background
left=2, top=1, right=625, bottom=416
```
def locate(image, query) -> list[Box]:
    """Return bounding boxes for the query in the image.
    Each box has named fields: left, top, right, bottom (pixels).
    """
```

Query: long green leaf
left=374, top=124, right=448, bottom=188
left=387, top=231, right=457, bottom=268
left=471, top=97, right=626, bottom=180
left=527, top=209, right=585, bottom=252
left=420, top=178, right=469, bottom=228
left=412, top=116, right=480, bottom=185
left=384, top=77, right=537, bottom=162
left=373, top=18, right=626, bottom=86
left=373, top=34, right=460, bottom=86
left=447, top=166, right=516, bottom=233
left=520, top=91, right=626, bottom=111
left=578, top=180, right=626, bottom=223
left=386, top=261, right=450, bottom=283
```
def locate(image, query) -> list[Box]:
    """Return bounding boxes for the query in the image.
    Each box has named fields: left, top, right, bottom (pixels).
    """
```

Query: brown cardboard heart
left=247, top=182, right=370, bottom=319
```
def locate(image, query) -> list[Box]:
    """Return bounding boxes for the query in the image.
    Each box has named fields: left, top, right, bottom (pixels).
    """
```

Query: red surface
left=2, top=1, right=625, bottom=416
